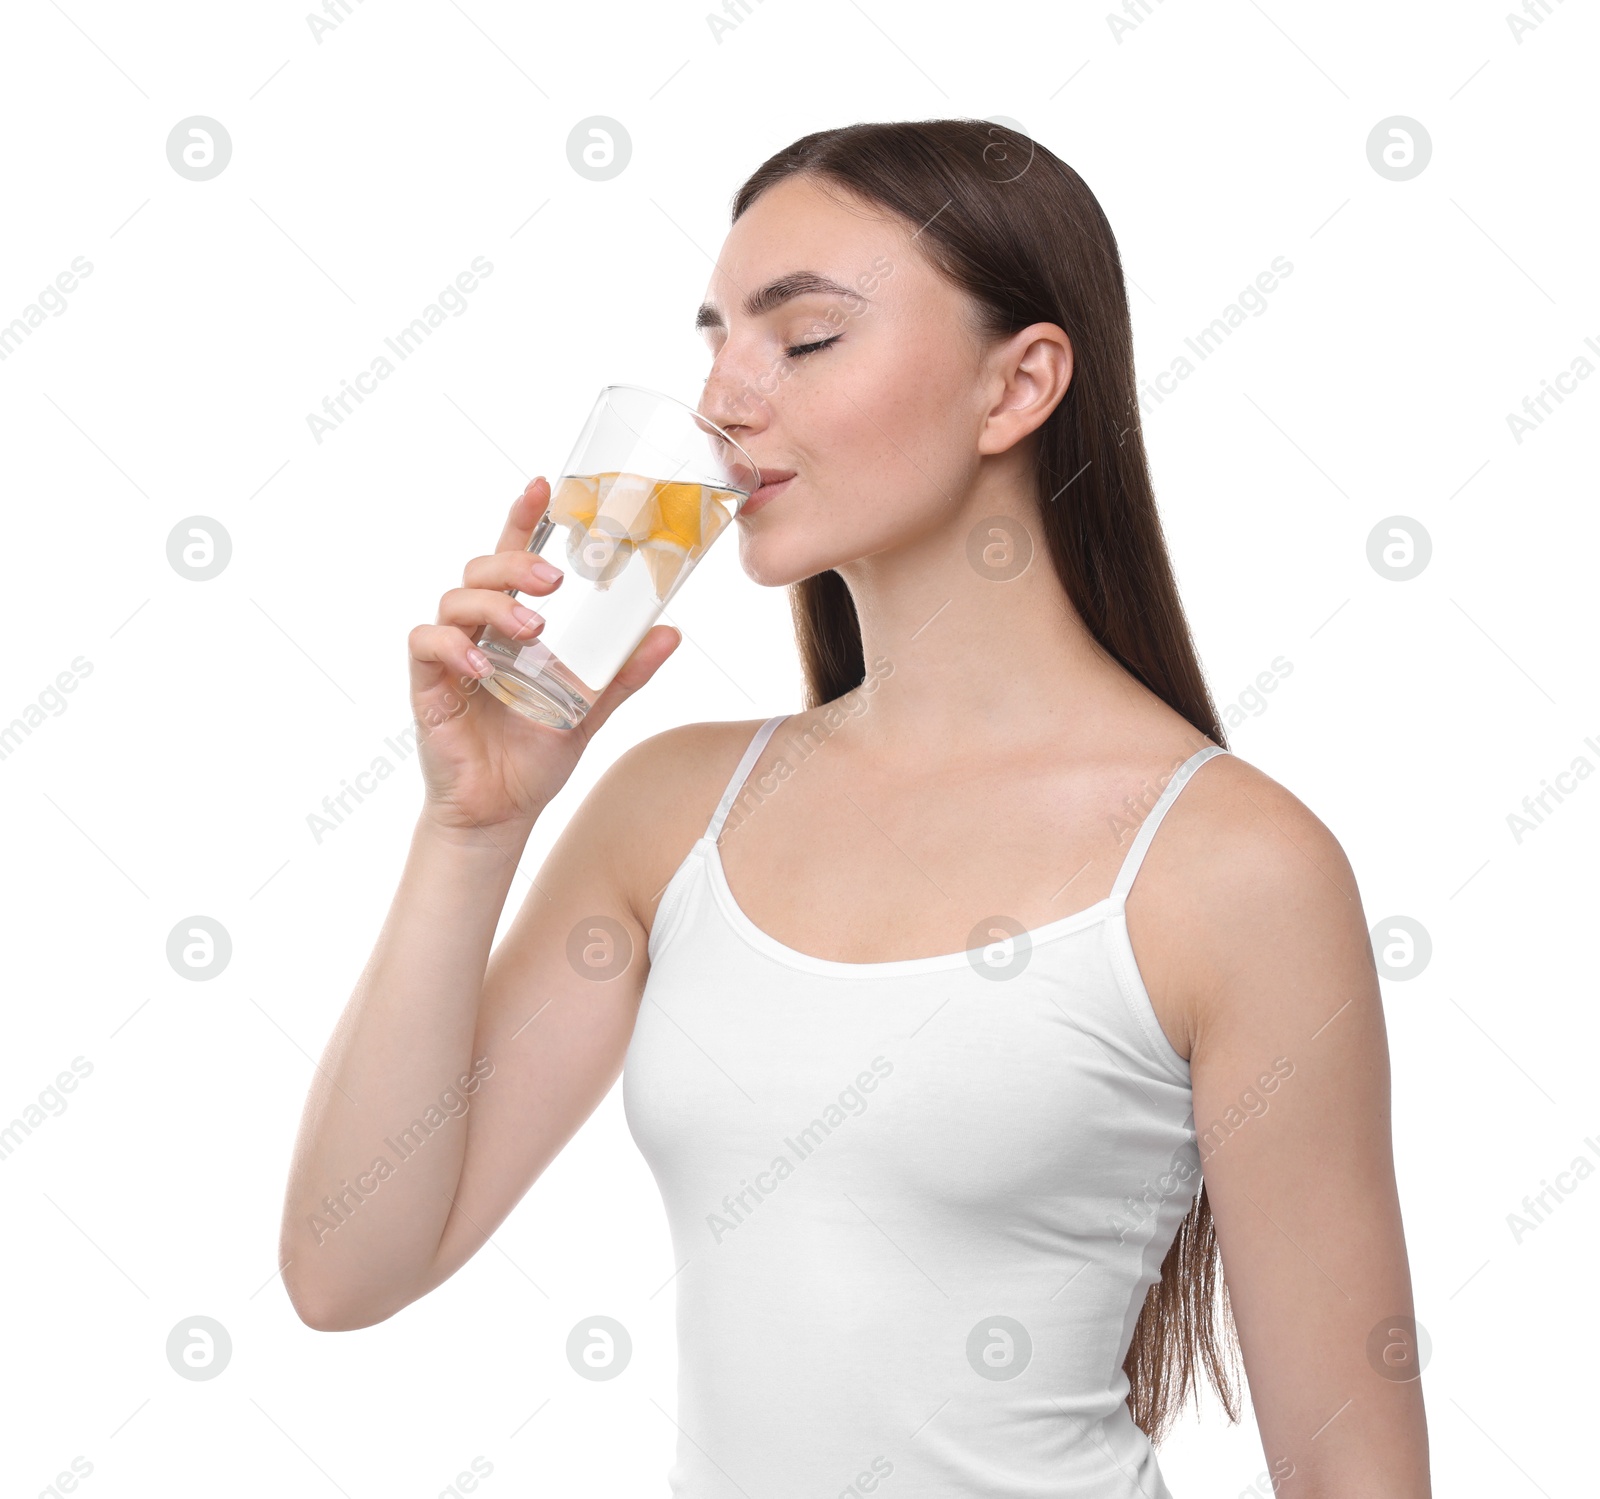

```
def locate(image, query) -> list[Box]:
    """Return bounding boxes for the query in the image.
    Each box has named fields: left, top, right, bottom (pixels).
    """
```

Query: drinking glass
left=475, top=385, right=759, bottom=729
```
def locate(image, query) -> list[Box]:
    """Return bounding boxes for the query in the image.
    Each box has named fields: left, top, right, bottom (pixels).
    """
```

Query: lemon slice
left=653, top=482, right=706, bottom=548
left=639, top=536, right=692, bottom=601
left=663, top=481, right=737, bottom=557
left=598, top=470, right=660, bottom=543
left=547, top=474, right=600, bottom=529
left=638, top=482, right=698, bottom=601
left=696, top=489, right=735, bottom=555
left=639, top=483, right=737, bottom=601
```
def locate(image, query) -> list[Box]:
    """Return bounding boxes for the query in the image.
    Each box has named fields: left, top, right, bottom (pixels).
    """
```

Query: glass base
left=475, top=633, right=595, bottom=730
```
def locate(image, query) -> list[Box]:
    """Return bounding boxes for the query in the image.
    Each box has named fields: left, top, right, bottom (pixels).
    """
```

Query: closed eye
left=785, top=334, right=841, bottom=358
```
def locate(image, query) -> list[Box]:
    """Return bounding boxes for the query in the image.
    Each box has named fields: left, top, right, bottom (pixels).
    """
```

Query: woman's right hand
left=406, top=477, right=682, bottom=840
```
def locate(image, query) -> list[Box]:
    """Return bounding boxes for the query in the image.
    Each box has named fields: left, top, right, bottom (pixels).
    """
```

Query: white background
left=1, top=1, right=1595, bottom=1495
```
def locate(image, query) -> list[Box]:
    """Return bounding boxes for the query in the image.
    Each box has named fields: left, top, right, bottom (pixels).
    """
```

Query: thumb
left=577, top=625, right=682, bottom=739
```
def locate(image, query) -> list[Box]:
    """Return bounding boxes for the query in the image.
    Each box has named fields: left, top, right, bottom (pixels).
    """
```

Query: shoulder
left=602, top=716, right=774, bottom=816
left=1127, top=749, right=1371, bottom=1050
left=1166, top=750, right=1358, bottom=914
left=590, top=717, right=775, bottom=927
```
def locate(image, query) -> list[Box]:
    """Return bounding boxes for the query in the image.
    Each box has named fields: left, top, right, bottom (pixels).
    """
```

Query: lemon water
left=485, top=471, right=739, bottom=721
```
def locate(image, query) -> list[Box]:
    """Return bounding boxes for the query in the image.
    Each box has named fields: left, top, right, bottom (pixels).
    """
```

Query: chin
left=736, top=530, right=849, bottom=590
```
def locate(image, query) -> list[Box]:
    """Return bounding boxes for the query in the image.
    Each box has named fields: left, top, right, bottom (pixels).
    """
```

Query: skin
left=279, top=173, right=1430, bottom=1496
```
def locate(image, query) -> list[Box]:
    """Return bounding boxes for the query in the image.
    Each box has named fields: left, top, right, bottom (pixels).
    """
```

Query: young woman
left=281, top=120, right=1431, bottom=1496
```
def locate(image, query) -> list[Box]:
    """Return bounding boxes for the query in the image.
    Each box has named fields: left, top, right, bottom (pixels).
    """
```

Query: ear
left=976, top=322, right=1073, bottom=456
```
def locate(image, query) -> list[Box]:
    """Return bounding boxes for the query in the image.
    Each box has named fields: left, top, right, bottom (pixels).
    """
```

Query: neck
left=830, top=474, right=1167, bottom=766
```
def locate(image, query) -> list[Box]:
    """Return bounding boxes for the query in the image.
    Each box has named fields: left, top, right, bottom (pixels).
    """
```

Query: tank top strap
left=704, top=714, right=791, bottom=843
left=1108, top=745, right=1229, bottom=904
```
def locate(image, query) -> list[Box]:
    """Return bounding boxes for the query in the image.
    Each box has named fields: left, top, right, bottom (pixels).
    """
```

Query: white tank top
left=624, top=714, right=1228, bottom=1497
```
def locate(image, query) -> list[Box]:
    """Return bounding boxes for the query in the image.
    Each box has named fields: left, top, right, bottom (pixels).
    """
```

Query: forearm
left=279, top=811, right=532, bottom=1328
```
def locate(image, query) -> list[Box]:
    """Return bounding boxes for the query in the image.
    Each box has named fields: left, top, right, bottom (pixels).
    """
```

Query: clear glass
left=475, top=385, right=759, bottom=729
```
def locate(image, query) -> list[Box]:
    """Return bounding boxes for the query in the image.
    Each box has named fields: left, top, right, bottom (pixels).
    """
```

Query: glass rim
left=597, top=383, right=760, bottom=502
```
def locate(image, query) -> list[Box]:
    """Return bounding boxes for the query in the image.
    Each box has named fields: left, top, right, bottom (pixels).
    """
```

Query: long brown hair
left=728, top=119, right=1242, bottom=1443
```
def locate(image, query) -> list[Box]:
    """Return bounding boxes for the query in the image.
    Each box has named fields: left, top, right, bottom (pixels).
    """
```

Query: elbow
left=286, top=1284, right=396, bottom=1333
left=283, top=1276, right=352, bottom=1332
left=276, top=1217, right=423, bottom=1331
left=281, top=1265, right=401, bottom=1333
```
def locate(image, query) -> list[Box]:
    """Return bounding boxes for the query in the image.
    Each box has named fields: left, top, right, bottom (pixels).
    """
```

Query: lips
left=741, top=468, right=797, bottom=515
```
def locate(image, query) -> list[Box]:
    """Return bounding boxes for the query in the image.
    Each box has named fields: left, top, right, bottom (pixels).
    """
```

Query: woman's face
left=695, top=174, right=1035, bottom=588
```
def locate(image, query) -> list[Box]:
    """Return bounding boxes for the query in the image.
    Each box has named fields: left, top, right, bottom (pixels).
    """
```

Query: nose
left=697, top=346, right=770, bottom=443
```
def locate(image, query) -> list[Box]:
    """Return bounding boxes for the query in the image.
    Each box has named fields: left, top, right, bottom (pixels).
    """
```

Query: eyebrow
left=694, top=271, right=860, bottom=331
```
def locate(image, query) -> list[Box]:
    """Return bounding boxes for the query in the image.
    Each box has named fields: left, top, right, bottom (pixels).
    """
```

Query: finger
left=461, top=547, right=566, bottom=597
left=408, top=621, right=496, bottom=685
left=577, top=625, right=682, bottom=741
left=493, top=476, right=551, bottom=556
left=437, top=587, right=547, bottom=644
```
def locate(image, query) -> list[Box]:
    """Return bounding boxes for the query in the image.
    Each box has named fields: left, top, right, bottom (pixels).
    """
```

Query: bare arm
left=278, top=816, right=532, bottom=1329
left=1138, top=760, right=1431, bottom=1495
left=279, top=743, right=672, bottom=1329
left=278, top=474, right=685, bottom=1330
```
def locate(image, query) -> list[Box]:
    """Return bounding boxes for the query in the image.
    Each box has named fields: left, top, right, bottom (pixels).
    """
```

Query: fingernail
left=511, top=604, right=543, bottom=631
left=529, top=558, right=563, bottom=583
left=468, top=648, right=494, bottom=676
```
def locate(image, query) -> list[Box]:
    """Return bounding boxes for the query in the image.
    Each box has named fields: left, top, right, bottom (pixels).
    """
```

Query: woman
left=281, top=120, right=1431, bottom=1496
